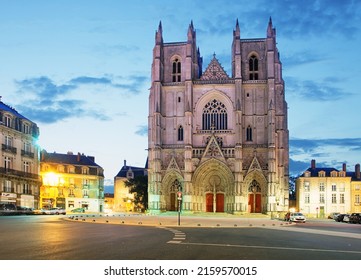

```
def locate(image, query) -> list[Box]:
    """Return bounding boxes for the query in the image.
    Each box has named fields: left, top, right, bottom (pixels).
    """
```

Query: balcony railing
left=2, top=144, right=17, bottom=154
left=21, top=150, right=35, bottom=158
left=0, top=167, right=41, bottom=180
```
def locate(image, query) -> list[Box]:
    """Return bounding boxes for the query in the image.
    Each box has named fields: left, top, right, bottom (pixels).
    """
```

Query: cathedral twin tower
left=147, top=19, right=289, bottom=214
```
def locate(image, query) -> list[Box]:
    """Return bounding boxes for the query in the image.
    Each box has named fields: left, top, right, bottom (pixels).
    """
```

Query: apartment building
left=40, top=150, right=105, bottom=212
left=0, top=100, right=41, bottom=208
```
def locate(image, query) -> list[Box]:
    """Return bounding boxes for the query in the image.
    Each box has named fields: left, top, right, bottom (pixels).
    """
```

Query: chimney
left=356, top=164, right=360, bottom=179
left=124, top=160, right=127, bottom=167
left=77, top=152, right=81, bottom=162
left=311, top=159, right=316, bottom=169
left=343, top=163, right=346, bottom=172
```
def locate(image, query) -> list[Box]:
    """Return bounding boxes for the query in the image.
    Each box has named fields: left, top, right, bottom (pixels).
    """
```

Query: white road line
left=173, top=242, right=361, bottom=255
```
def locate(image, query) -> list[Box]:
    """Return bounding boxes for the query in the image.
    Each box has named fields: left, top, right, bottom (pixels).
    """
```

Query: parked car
left=335, top=213, right=345, bottom=222
left=285, top=212, right=306, bottom=223
left=42, top=207, right=66, bottom=215
left=16, top=206, right=35, bottom=215
left=343, top=214, right=350, bottom=223
left=348, top=213, right=361, bottom=224
left=71, top=208, right=85, bottom=213
left=328, top=212, right=340, bottom=219
left=0, top=203, right=17, bottom=216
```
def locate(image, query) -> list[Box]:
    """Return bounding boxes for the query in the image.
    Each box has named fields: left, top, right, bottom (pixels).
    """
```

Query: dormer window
left=172, top=58, right=181, bottom=82
left=330, top=171, right=337, bottom=177
left=127, top=170, right=134, bottom=179
left=4, top=115, right=12, bottom=127
left=249, top=55, right=259, bottom=80
left=22, top=122, right=30, bottom=134
left=318, top=171, right=326, bottom=177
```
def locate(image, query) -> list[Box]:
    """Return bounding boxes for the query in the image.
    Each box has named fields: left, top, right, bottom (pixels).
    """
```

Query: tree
left=125, top=175, right=148, bottom=211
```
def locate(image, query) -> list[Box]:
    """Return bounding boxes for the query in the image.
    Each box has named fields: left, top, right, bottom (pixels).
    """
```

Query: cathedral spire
left=267, top=17, right=274, bottom=38
left=155, top=21, right=163, bottom=44
left=234, top=18, right=240, bottom=38
left=188, top=20, right=195, bottom=40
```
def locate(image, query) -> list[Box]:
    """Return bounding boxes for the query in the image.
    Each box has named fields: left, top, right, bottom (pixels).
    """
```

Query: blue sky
left=1, top=0, right=361, bottom=187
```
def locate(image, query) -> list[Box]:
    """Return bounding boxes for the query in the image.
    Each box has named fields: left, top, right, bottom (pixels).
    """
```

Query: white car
left=42, top=207, right=66, bottom=215
left=289, top=212, right=306, bottom=223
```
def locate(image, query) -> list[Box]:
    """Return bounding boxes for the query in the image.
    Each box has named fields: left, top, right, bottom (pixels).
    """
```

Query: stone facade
left=148, top=20, right=289, bottom=214
left=0, top=100, right=41, bottom=209
left=39, top=151, right=104, bottom=212
left=296, top=160, right=361, bottom=218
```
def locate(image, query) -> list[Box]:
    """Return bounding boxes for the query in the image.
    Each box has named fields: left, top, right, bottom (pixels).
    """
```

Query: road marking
left=162, top=227, right=187, bottom=244
left=172, top=242, right=361, bottom=255
left=261, top=226, right=361, bottom=239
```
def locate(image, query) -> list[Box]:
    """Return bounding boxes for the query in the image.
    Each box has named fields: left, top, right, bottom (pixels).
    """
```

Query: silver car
left=289, top=212, right=306, bottom=223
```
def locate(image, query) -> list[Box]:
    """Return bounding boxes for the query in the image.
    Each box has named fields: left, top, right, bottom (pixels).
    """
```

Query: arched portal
left=244, top=170, right=267, bottom=213
left=160, top=172, right=183, bottom=211
left=248, top=180, right=261, bottom=213
left=192, top=159, right=234, bottom=213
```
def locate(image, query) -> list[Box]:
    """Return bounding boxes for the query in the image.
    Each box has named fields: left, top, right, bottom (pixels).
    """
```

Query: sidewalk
left=66, top=212, right=293, bottom=228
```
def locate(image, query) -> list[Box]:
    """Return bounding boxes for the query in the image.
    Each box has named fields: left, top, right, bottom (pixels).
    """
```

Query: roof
left=41, top=151, right=102, bottom=168
left=300, top=167, right=361, bottom=181
left=115, top=165, right=146, bottom=178
left=301, top=167, right=339, bottom=177
left=0, top=101, right=30, bottom=121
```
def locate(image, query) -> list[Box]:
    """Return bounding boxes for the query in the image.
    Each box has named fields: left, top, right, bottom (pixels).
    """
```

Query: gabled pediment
left=200, top=55, right=230, bottom=81
left=201, top=135, right=225, bottom=162
left=247, top=156, right=262, bottom=174
left=167, top=156, right=181, bottom=172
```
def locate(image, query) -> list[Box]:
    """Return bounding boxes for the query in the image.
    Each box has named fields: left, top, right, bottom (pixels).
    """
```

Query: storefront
left=66, top=197, right=104, bottom=213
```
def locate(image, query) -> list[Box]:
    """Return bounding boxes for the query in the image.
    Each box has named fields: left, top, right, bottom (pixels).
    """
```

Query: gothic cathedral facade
left=148, top=19, right=289, bottom=214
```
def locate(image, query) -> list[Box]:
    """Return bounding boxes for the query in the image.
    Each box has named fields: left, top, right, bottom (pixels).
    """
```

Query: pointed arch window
left=177, top=125, right=184, bottom=141
left=249, top=55, right=259, bottom=80
left=202, top=99, right=228, bottom=130
left=246, top=126, right=253, bottom=141
left=172, top=58, right=181, bottom=82
left=249, top=180, right=261, bottom=193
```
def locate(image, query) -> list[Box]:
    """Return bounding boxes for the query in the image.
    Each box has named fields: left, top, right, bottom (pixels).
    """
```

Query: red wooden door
left=248, top=193, right=262, bottom=213
left=216, top=193, right=224, bottom=212
left=206, top=193, right=213, bottom=212
left=255, top=194, right=261, bottom=213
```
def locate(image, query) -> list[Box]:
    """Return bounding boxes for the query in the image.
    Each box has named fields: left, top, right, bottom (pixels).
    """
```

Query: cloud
left=290, top=138, right=361, bottom=155
left=195, top=0, right=360, bottom=39
left=289, top=137, right=361, bottom=175
left=135, top=125, right=148, bottom=137
left=286, top=77, right=350, bottom=101
left=14, top=74, right=148, bottom=124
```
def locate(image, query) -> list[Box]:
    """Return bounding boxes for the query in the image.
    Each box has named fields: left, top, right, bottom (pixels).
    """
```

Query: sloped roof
left=200, top=54, right=230, bottom=81
left=115, top=165, right=146, bottom=178
left=41, top=152, right=102, bottom=168
left=300, top=167, right=339, bottom=177
left=0, top=101, right=30, bottom=121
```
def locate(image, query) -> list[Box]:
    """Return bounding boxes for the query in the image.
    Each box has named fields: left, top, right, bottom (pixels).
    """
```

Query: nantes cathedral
left=147, top=19, right=289, bottom=214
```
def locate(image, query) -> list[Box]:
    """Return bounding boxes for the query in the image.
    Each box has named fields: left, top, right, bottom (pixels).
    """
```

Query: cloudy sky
left=1, top=0, right=360, bottom=187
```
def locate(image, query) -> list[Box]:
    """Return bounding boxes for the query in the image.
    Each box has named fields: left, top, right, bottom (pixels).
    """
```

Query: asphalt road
left=0, top=215, right=360, bottom=260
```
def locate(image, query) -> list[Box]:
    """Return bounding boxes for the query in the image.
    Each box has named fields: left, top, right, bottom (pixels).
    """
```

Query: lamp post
left=177, top=191, right=182, bottom=226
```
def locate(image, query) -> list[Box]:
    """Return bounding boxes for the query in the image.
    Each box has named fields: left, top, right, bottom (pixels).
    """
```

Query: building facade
left=147, top=20, right=289, bottom=214
left=350, top=164, right=361, bottom=213
left=114, top=160, right=147, bottom=212
left=296, top=159, right=360, bottom=218
left=0, top=100, right=41, bottom=208
left=40, top=151, right=104, bottom=212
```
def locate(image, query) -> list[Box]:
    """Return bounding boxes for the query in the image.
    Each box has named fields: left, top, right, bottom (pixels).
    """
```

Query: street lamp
left=177, top=190, right=182, bottom=226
